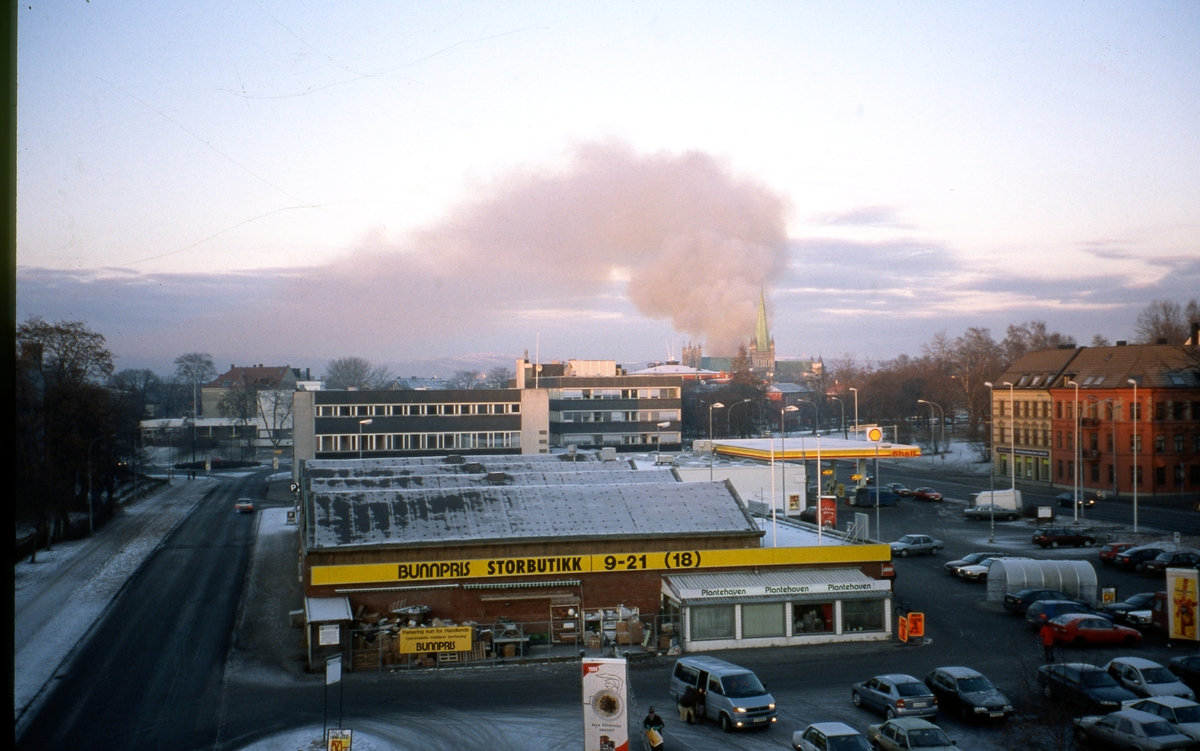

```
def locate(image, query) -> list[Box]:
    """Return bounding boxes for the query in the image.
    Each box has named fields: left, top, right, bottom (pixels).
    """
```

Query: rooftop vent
left=1116, top=341, right=1127, bottom=346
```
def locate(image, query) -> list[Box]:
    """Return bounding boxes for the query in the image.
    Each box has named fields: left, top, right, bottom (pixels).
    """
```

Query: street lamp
left=1067, top=379, right=1081, bottom=521
left=708, top=402, right=725, bottom=481
left=984, top=382, right=996, bottom=542
left=849, top=387, right=859, bottom=437
left=916, top=399, right=944, bottom=458
left=1127, top=378, right=1139, bottom=533
left=829, top=396, right=846, bottom=439
left=1003, top=381, right=1016, bottom=493
left=358, top=419, right=372, bottom=460
left=87, top=433, right=114, bottom=535
left=726, top=398, right=752, bottom=436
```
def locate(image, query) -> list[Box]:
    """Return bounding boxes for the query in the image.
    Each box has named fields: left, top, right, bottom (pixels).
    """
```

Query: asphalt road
left=16, top=469, right=273, bottom=751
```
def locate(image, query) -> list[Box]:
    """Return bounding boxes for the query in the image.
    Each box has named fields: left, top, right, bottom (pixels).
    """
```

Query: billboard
left=582, top=658, right=628, bottom=751
left=1166, top=568, right=1198, bottom=641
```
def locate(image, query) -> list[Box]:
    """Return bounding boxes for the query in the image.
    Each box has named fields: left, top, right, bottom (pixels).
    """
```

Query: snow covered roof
left=304, top=481, right=760, bottom=550
left=308, top=467, right=679, bottom=493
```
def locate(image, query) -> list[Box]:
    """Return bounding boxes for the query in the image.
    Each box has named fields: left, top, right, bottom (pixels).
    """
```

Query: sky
left=16, top=1, right=1200, bottom=377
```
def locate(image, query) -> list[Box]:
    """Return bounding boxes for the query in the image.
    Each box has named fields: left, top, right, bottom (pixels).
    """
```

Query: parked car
left=851, top=674, right=939, bottom=719
left=944, top=551, right=1007, bottom=575
left=1031, top=527, right=1097, bottom=548
left=1073, top=708, right=1195, bottom=750
left=885, top=483, right=913, bottom=497
left=234, top=498, right=255, bottom=513
left=963, top=503, right=1019, bottom=521
left=1124, top=697, right=1200, bottom=743
left=1099, top=542, right=1138, bottom=565
left=889, top=535, right=944, bottom=557
left=1105, top=657, right=1196, bottom=700
left=1038, top=662, right=1138, bottom=713
left=924, top=666, right=1014, bottom=721
left=1056, top=491, right=1098, bottom=509
left=959, top=556, right=1033, bottom=583
left=1026, top=600, right=1113, bottom=630
left=912, top=487, right=943, bottom=502
left=866, top=718, right=955, bottom=751
left=1141, top=550, right=1200, bottom=576
left=669, top=656, right=777, bottom=731
left=1004, top=588, right=1082, bottom=614
left=1115, top=544, right=1182, bottom=571
left=1169, top=656, right=1200, bottom=693
left=1104, top=592, right=1160, bottom=624
left=1049, top=613, right=1142, bottom=648
left=793, top=722, right=872, bottom=751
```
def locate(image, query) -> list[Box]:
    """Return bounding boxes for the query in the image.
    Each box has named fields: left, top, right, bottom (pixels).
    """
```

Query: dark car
left=944, top=551, right=1007, bottom=576
left=1170, top=656, right=1200, bottom=693
left=1055, top=491, right=1098, bottom=509
left=1004, top=588, right=1081, bottom=615
left=1099, top=542, right=1139, bottom=565
left=885, top=483, right=913, bottom=497
left=1026, top=600, right=1113, bottom=630
left=962, top=503, right=1020, bottom=521
left=851, top=674, right=939, bottom=719
left=924, top=666, right=1014, bottom=721
left=1037, top=662, right=1138, bottom=714
left=1031, top=527, right=1097, bottom=548
left=1142, top=550, right=1200, bottom=576
left=1115, top=545, right=1180, bottom=571
left=1104, top=592, right=1160, bottom=623
left=912, top=487, right=943, bottom=502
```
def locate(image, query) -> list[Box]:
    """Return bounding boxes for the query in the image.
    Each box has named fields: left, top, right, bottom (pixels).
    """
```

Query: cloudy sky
left=17, top=1, right=1200, bottom=376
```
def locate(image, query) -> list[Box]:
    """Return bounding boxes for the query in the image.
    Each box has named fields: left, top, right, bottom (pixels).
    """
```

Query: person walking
left=1039, top=622, right=1055, bottom=663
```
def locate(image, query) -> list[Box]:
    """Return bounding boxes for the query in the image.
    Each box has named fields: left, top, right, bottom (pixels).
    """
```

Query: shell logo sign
left=867, top=427, right=883, bottom=442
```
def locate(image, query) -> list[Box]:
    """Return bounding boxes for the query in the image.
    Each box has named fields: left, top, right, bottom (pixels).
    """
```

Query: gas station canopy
left=712, top=436, right=922, bottom=461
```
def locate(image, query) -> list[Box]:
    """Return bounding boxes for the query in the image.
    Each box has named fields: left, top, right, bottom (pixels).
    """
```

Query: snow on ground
left=13, top=478, right=216, bottom=724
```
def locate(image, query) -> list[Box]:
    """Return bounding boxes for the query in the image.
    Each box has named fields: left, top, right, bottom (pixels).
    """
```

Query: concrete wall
left=520, top=388, right=550, bottom=454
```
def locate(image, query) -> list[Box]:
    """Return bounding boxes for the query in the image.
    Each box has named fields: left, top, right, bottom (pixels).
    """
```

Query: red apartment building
left=1047, top=344, right=1199, bottom=499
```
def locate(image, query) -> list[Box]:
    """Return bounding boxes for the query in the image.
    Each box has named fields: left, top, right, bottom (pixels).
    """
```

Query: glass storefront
left=842, top=599, right=885, bottom=632
left=742, top=603, right=786, bottom=638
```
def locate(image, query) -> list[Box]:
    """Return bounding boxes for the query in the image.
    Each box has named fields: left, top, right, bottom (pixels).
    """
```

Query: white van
left=669, top=655, right=777, bottom=732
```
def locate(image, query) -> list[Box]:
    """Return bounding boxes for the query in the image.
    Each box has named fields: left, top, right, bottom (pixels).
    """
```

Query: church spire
left=754, top=284, right=771, bottom=351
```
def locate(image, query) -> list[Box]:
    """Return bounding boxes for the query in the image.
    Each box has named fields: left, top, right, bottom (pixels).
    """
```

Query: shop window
left=690, top=605, right=735, bottom=641
left=793, top=603, right=833, bottom=634
left=842, top=600, right=885, bottom=633
left=742, top=603, right=785, bottom=638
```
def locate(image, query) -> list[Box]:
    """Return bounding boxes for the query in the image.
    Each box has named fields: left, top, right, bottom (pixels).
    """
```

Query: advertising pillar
left=1166, top=568, right=1198, bottom=642
left=582, top=657, right=628, bottom=751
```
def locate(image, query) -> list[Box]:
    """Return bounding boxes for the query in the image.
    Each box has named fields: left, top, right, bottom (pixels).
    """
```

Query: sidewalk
left=13, top=476, right=218, bottom=725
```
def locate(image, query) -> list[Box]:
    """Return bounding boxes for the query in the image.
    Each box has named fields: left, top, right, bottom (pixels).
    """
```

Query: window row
left=550, top=387, right=679, bottom=400
left=997, top=400, right=1051, bottom=419
left=316, top=402, right=519, bottom=417
left=1052, top=431, right=1200, bottom=454
left=556, top=410, right=680, bottom=423
left=553, top=432, right=680, bottom=447
left=1055, top=461, right=1200, bottom=486
left=689, top=599, right=885, bottom=641
left=316, top=431, right=521, bottom=453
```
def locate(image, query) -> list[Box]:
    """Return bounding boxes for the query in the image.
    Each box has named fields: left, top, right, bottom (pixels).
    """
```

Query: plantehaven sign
left=675, top=579, right=891, bottom=599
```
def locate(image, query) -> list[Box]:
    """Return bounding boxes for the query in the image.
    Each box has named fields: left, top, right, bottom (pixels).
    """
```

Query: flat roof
left=305, top=481, right=761, bottom=550
left=714, top=437, right=922, bottom=461
left=308, top=467, right=679, bottom=492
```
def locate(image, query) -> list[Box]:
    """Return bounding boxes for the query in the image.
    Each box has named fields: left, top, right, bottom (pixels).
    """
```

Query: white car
left=793, top=721, right=872, bottom=751
left=1124, top=697, right=1200, bottom=743
left=889, top=535, right=944, bottom=557
left=1107, top=657, right=1197, bottom=700
left=958, top=557, right=1033, bottom=582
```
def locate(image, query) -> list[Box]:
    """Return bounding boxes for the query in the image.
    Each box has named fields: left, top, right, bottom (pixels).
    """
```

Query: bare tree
left=1134, top=298, right=1200, bottom=344
left=485, top=366, right=515, bottom=388
left=324, top=356, right=392, bottom=390
left=1001, top=321, right=1075, bottom=363
left=950, top=327, right=1004, bottom=440
left=257, top=386, right=294, bottom=449
left=448, top=370, right=484, bottom=389
left=218, top=384, right=259, bottom=461
left=1090, top=334, right=1111, bottom=347
left=173, top=352, right=215, bottom=417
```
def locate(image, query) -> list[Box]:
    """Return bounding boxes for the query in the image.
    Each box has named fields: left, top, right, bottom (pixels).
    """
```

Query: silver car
left=866, top=718, right=955, bottom=751
left=1107, top=657, right=1197, bottom=700
left=852, top=674, right=939, bottom=719
left=889, top=535, right=944, bottom=558
left=793, top=721, right=872, bottom=751
left=1125, top=697, right=1200, bottom=744
left=1074, top=708, right=1194, bottom=750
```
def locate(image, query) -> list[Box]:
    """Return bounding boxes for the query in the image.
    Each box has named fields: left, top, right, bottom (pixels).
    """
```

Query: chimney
left=1155, top=338, right=1168, bottom=345
left=1115, top=341, right=1127, bottom=347
left=1190, top=321, right=1199, bottom=346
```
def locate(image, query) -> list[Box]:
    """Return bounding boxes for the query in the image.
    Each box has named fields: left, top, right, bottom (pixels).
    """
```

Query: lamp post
left=87, top=433, right=114, bottom=535
left=655, top=420, right=671, bottom=463
left=849, top=387, right=859, bottom=437
left=1127, top=378, right=1139, bottom=533
left=357, top=419, right=372, bottom=460
left=830, top=396, right=846, bottom=439
left=775, top=404, right=799, bottom=548
left=984, top=382, right=996, bottom=542
left=917, top=399, right=944, bottom=458
left=708, top=402, right=725, bottom=481
left=726, top=398, right=752, bottom=437
left=1067, top=380, right=1081, bottom=521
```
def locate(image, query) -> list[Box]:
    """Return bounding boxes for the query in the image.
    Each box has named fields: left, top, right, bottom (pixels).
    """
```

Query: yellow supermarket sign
left=399, top=626, right=473, bottom=654
left=310, top=544, right=891, bottom=586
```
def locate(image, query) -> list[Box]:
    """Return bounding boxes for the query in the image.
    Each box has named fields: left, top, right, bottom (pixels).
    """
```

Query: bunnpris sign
left=398, top=626, right=473, bottom=654
left=309, top=544, right=890, bottom=586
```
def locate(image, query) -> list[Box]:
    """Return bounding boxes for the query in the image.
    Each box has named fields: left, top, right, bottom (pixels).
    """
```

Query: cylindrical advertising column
left=583, top=657, right=629, bottom=751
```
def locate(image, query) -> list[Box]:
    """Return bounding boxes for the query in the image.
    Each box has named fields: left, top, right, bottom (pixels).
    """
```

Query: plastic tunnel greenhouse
left=986, top=559, right=1098, bottom=604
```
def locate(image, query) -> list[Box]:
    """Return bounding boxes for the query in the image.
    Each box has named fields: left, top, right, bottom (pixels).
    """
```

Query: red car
left=1098, top=542, right=1137, bottom=566
left=1049, top=613, right=1142, bottom=648
left=913, top=487, right=943, bottom=502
